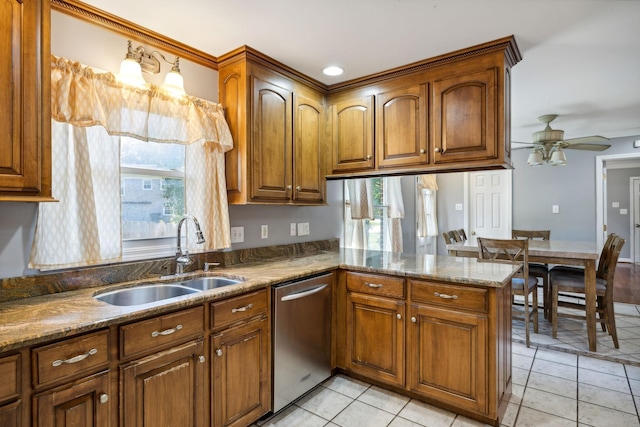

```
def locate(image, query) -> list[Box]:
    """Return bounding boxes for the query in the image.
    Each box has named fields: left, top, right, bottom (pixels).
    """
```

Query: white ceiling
left=82, top=0, right=640, bottom=144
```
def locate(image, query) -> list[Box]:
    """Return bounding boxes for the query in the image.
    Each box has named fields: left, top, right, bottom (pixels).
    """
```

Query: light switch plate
left=261, top=225, right=268, bottom=239
left=297, top=222, right=310, bottom=236
left=290, top=223, right=297, bottom=236
left=552, top=205, right=559, bottom=214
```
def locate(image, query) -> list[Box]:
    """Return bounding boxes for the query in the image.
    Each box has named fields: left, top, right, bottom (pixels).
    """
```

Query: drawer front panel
left=0, top=354, right=20, bottom=403
left=211, top=289, right=267, bottom=330
left=33, top=330, right=110, bottom=388
left=346, top=271, right=405, bottom=299
left=410, top=280, right=487, bottom=313
left=120, top=306, right=204, bottom=359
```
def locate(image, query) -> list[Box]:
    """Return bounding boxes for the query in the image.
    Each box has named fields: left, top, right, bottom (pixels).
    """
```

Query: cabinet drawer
left=211, top=290, right=267, bottom=330
left=346, top=272, right=405, bottom=299
left=0, top=354, right=20, bottom=403
left=120, top=306, right=204, bottom=359
left=32, top=330, right=110, bottom=388
left=410, top=280, right=487, bottom=313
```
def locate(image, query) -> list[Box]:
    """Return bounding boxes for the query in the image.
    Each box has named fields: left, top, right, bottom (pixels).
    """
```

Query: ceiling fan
left=514, top=114, right=611, bottom=166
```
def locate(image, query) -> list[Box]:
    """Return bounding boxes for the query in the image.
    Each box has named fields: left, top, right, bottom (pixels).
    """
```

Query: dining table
left=446, top=239, right=600, bottom=352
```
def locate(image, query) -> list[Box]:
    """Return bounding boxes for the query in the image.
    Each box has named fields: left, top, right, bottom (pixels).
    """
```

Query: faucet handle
left=204, top=262, right=220, bottom=272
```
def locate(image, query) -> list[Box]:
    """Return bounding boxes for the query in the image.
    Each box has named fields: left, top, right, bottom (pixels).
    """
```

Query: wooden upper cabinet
left=251, top=77, right=292, bottom=202
left=0, top=0, right=52, bottom=201
left=330, top=96, right=375, bottom=173
left=432, top=68, right=497, bottom=164
left=293, top=92, right=325, bottom=203
left=376, top=84, right=428, bottom=168
left=218, top=48, right=326, bottom=205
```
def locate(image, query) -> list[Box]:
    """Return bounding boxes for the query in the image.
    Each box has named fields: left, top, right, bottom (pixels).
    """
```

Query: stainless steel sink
left=179, top=277, right=243, bottom=291
left=94, top=284, right=199, bottom=306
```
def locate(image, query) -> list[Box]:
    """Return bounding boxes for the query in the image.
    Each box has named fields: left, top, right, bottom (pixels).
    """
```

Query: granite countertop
left=0, top=249, right=519, bottom=353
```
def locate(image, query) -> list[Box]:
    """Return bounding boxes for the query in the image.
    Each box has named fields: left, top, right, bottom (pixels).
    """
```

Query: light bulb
left=117, top=58, right=146, bottom=87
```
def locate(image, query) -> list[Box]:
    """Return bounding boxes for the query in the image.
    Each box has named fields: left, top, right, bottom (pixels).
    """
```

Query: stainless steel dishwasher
left=272, top=272, right=333, bottom=413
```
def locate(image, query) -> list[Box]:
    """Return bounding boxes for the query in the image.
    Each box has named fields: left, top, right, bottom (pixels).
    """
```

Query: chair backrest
left=442, top=230, right=460, bottom=244
left=477, top=237, right=528, bottom=279
left=512, top=229, right=550, bottom=240
left=600, top=235, right=625, bottom=289
left=597, top=233, right=618, bottom=277
left=456, top=229, right=468, bottom=241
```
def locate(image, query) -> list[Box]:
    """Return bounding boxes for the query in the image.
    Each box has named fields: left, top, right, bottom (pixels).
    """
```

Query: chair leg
left=597, top=296, right=607, bottom=332
left=542, top=272, right=549, bottom=320
left=551, top=284, right=558, bottom=339
left=605, top=296, right=619, bottom=349
left=523, top=289, right=531, bottom=348
left=532, top=285, right=539, bottom=333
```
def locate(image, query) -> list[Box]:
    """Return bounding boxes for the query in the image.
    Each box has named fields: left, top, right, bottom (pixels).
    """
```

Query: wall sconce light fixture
left=117, top=40, right=186, bottom=96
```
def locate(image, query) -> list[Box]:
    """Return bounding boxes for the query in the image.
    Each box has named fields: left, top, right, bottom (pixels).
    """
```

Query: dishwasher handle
left=280, top=284, right=328, bottom=302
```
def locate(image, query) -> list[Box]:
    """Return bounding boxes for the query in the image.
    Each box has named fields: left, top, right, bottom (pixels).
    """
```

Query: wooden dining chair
left=478, top=238, right=538, bottom=347
left=549, top=235, right=625, bottom=348
left=442, top=230, right=459, bottom=244
left=512, top=229, right=551, bottom=319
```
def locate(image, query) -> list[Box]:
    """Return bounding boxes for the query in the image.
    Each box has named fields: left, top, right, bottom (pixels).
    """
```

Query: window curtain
left=384, top=177, right=404, bottom=253
left=344, top=179, right=373, bottom=249
left=29, top=56, right=234, bottom=270
left=417, top=175, right=438, bottom=238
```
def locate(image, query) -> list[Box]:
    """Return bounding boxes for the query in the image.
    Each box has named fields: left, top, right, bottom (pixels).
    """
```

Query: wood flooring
left=613, top=262, right=640, bottom=305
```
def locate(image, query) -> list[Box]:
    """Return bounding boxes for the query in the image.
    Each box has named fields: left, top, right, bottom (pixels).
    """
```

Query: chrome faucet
left=175, top=214, right=205, bottom=274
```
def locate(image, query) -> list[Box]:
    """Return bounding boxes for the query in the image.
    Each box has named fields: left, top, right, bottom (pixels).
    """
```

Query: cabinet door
left=121, top=339, right=205, bottom=427
left=34, top=372, right=110, bottom=427
left=331, top=96, right=375, bottom=172
left=376, top=84, right=428, bottom=168
left=408, top=304, right=488, bottom=414
left=211, top=316, right=270, bottom=427
left=346, top=292, right=404, bottom=386
left=432, top=68, right=497, bottom=164
left=0, top=0, right=51, bottom=199
left=0, top=401, right=20, bottom=427
left=293, top=92, right=325, bottom=203
left=250, top=77, right=292, bottom=202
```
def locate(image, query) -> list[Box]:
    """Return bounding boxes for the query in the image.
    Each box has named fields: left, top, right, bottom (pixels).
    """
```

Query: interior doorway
left=632, top=178, right=640, bottom=264
left=464, top=170, right=512, bottom=243
left=596, top=153, right=640, bottom=263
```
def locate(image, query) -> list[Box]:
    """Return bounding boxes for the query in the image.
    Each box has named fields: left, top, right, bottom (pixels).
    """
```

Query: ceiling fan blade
left=563, top=143, right=611, bottom=151
left=511, top=141, right=534, bottom=150
left=562, top=135, right=609, bottom=145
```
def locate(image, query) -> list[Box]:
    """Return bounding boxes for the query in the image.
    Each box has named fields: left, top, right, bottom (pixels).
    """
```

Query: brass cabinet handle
left=232, top=303, right=253, bottom=313
left=151, top=324, right=182, bottom=337
left=52, top=348, right=98, bottom=367
left=99, top=393, right=109, bottom=404
left=420, top=149, right=425, bottom=154
left=434, top=292, right=458, bottom=300
left=435, top=147, right=441, bottom=152
left=396, top=313, right=402, bottom=320
left=216, top=349, right=223, bottom=357
left=365, top=282, right=383, bottom=289
left=366, top=154, right=372, bottom=159
left=411, top=317, right=417, bottom=323
left=198, top=355, right=205, bottom=363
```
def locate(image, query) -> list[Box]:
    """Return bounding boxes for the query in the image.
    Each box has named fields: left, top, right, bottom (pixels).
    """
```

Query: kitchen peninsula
left=0, top=243, right=517, bottom=426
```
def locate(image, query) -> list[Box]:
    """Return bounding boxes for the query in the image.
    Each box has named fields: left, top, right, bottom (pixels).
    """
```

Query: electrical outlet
left=297, top=222, right=310, bottom=236
left=230, top=226, right=244, bottom=243
left=290, top=223, right=297, bottom=236
left=455, top=203, right=463, bottom=211
left=261, top=224, right=268, bottom=239
left=612, top=202, right=619, bottom=208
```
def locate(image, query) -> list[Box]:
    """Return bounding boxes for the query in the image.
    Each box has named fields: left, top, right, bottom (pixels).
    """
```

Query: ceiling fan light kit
left=519, top=114, right=611, bottom=166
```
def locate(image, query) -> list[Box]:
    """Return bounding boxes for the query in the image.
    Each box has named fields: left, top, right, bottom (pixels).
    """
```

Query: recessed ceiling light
left=322, top=66, right=343, bottom=76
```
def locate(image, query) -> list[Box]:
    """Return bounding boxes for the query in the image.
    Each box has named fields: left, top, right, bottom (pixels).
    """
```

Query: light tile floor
left=255, top=301, right=640, bottom=427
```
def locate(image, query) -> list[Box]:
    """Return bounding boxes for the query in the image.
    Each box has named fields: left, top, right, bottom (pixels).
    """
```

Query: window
left=120, top=137, right=185, bottom=243
left=344, top=177, right=388, bottom=251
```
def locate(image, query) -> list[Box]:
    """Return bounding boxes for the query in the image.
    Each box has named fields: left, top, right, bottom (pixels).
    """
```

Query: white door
left=466, top=170, right=512, bottom=243
left=633, top=178, right=640, bottom=264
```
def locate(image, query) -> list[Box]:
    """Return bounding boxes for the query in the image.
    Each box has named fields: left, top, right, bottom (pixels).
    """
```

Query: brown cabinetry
left=326, top=37, right=520, bottom=178
left=330, top=96, right=375, bottom=172
left=219, top=47, right=326, bottom=205
left=344, top=272, right=405, bottom=387
left=0, top=354, right=22, bottom=427
left=210, top=289, right=270, bottom=427
left=31, top=330, right=112, bottom=427
left=0, top=0, right=52, bottom=201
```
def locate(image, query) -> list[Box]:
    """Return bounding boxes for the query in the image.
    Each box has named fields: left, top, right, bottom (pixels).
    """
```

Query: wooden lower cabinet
left=0, top=401, right=21, bottom=427
left=407, top=304, right=487, bottom=413
left=345, top=292, right=405, bottom=386
left=211, top=316, right=270, bottom=427
left=33, top=371, right=110, bottom=427
left=120, top=339, right=205, bottom=427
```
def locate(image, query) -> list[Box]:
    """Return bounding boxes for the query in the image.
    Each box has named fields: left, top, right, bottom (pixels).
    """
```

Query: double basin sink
left=94, top=276, right=243, bottom=306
